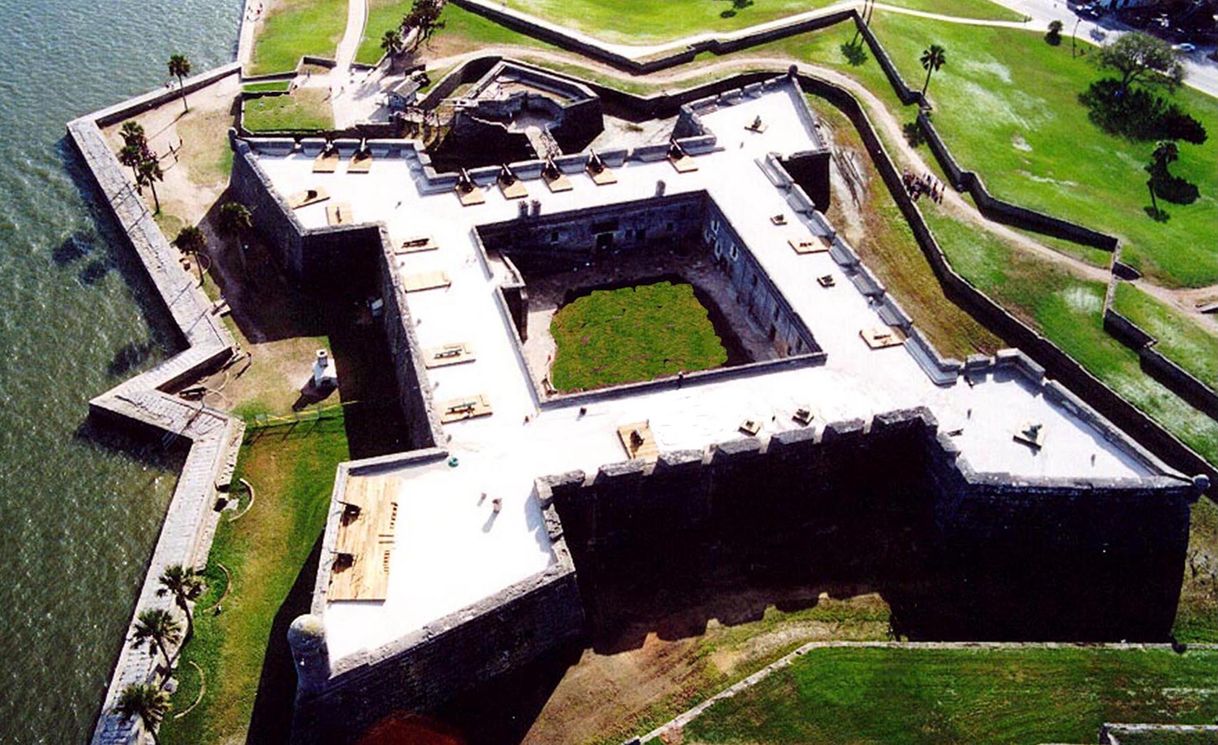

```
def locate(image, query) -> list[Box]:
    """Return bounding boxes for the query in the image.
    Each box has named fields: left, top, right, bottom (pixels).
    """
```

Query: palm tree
left=1149, top=140, right=1179, bottom=177
left=120, top=121, right=147, bottom=148
left=130, top=608, right=183, bottom=674
left=174, top=225, right=207, bottom=282
left=119, top=142, right=147, bottom=184
left=168, top=54, right=192, bottom=113
left=114, top=683, right=170, bottom=745
left=136, top=157, right=164, bottom=213
left=919, top=44, right=947, bottom=97
left=380, top=29, right=404, bottom=66
left=157, top=564, right=205, bottom=643
left=217, top=201, right=252, bottom=241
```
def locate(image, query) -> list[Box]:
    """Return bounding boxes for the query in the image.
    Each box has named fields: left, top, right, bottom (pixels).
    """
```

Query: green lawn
left=502, top=0, right=1024, bottom=45
left=550, top=281, right=728, bottom=391
left=681, top=646, right=1218, bottom=744
left=1113, top=282, right=1218, bottom=389
left=242, top=89, right=332, bottom=133
left=357, top=1, right=553, bottom=65
left=160, top=414, right=349, bottom=744
left=866, top=13, right=1218, bottom=288
left=249, top=0, right=348, bottom=75
left=243, top=80, right=293, bottom=94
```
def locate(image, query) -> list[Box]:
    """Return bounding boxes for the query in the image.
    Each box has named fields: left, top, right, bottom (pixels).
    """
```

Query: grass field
left=679, top=646, right=1218, bottom=744
left=242, top=89, right=332, bottom=132
left=249, top=0, right=347, bottom=75
left=502, top=0, right=1024, bottom=45
left=550, top=281, right=728, bottom=391
left=1113, top=282, right=1218, bottom=389
left=870, top=14, right=1218, bottom=288
left=356, top=1, right=554, bottom=65
left=160, top=414, right=349, bottom=744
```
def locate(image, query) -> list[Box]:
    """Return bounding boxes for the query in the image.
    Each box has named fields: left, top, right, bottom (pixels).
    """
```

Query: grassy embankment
left=159, top=414, right=350, bottom=744
left=551, top=281, right=727, bottom=391
left=249, top=0, right=348, bottom=75
left=679, top=646, right=1218, bottom=745
left=1113, top=282, right=1218, bottom=389
left=501, top=0, right=1024, bottom=45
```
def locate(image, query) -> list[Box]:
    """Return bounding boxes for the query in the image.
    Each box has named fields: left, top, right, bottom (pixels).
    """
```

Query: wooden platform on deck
left=328, top=475, right=399, bottom=602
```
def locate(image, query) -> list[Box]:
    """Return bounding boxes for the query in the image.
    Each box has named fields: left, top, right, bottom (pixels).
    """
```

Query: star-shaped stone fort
left=228, top=64, right=1205, bottom=741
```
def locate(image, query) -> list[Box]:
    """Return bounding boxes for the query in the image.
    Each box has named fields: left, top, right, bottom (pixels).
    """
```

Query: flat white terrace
left=251, top=80, right=1174, bottom=662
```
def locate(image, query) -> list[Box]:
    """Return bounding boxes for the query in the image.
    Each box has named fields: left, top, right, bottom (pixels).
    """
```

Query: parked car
left=1173, top=42, right=1197, bottom=53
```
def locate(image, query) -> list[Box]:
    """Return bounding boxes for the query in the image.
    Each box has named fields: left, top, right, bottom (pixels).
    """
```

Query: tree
left=402, top=0, right=446, bottom=52
left=120, top=121, right=147, bottom=149
left=157, top=564, right=205, bottom=643
left=136, top=156, right=164, bottom=213
left=919, top=44, right=947, bottom=97
left=1097, top=31, right=1184, bottom=95
left=119, top=142, right=148, bottom=184
left=1045, top=19, right=1063, bottom=46
left=380, top=29, right=404, bottom=64
left=130, top=608, right=183, bottom=673
left=114, top=683, right=170, bottom=745
left=168, top=54, right=192, bottom=113
left=217, top=201, right=252, bottom=241
left=1149, top=139, right=1179, bottom=177
left=174, top=225, right=207, bottom=282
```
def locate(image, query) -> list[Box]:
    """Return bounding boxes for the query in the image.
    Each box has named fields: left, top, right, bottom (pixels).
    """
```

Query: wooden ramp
left=326, top=203, right=354, bottom=226
left=669, top=154, right=698, bottom=173
left=860, top=326, right=907, bottom=350
left=313, top=150, right=340, bottom=173
left=288, top=187, right=329, bottom=209
left=788, top=235, right=830, bottom=255
left=617, top=421, right=658, bottom=461
left=348, top=151, right=373, bottom=174
left=395, top=236, right=438, bottom=255
left=499, top=179, right=529, bottom=200
left=440, top=394, right=493, bottom=423
left=456, top=186, right=486, bottom=206
left=425, top=342, right=476, bottom=368
left=403, top=271, right=450, bottom=292
left=328, top=475, right=399, bottom=602
left=544, top=171, right=573, bottom=193
left=588, top=165, right=617, bottom=185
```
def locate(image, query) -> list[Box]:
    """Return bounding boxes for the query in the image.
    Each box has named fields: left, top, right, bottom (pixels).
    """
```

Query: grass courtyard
left=550, top=280, right=728, bottom=391
left=678, top=645, right=1218, bottom=745
left=242, top=89, right=333, bottom=132
left=159, top=414, right=349, bottom=744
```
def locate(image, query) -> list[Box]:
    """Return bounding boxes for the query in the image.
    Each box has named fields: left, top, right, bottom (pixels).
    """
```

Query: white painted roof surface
left=253, top=83, right=1165, bottom=661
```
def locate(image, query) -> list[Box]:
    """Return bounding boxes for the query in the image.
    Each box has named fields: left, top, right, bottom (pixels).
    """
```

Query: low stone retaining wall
left=67, top=66, right=246, bottom=745
left=1104, top=307, right=1218, bottom=420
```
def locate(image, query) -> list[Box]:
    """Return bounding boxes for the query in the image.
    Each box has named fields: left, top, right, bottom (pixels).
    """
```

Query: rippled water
left=0, top=1, right=240, bottom=742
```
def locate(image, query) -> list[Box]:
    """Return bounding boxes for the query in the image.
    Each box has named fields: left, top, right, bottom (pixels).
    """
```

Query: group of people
left=902, top=169, right=945, bottom=204
left=245, top=2, right=264, bottom=22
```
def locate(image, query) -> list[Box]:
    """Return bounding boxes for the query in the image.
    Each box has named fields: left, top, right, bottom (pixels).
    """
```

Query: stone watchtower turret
left=288, top=614, right=331, bottom=696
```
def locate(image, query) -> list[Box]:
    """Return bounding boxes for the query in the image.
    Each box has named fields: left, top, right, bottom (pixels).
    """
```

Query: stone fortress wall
left=230, top=76, right=1213, bottom=741
left=66, top=64, right=248, bottom=745
left=287, top=406, right=1204, bottom=743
